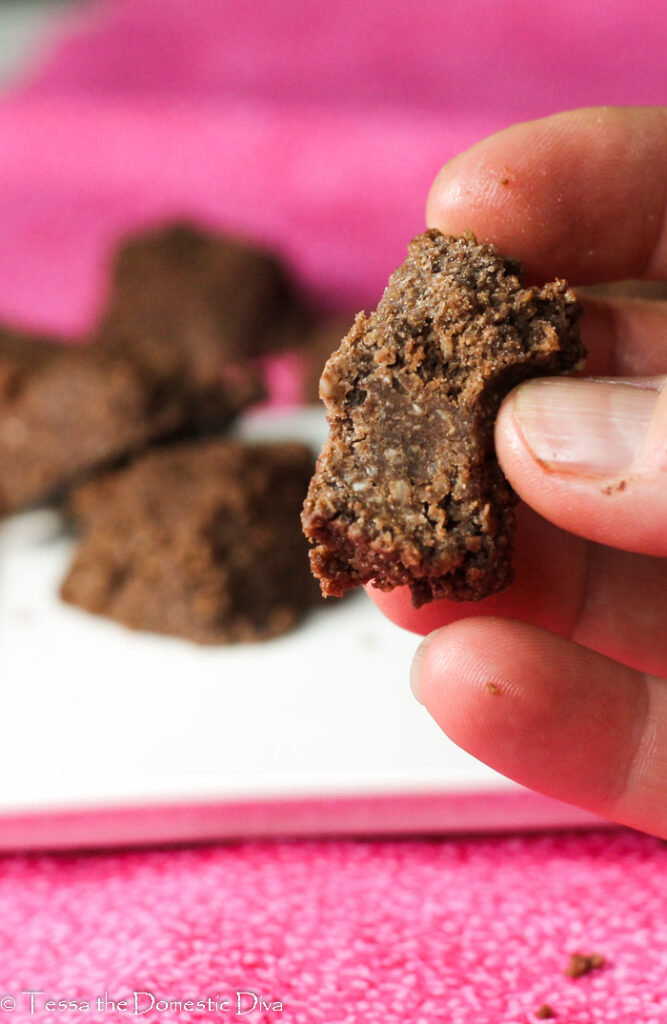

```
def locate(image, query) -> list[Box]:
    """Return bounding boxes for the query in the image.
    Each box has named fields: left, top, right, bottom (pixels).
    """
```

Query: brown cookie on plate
left=0, top=324, right=260, bottom=517
left=61, top=439, right=320, bottom=643
left=98, top=220, right=306, bottom=366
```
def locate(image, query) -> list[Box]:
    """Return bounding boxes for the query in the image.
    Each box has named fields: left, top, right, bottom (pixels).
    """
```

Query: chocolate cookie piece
left=0, top=328, right=182, bottom=516
left=99, top=221, right=305, bottom=367
left=61, top=439, right=320, bottom=643
left=302, top=230, right=584, bottom=607
left=0, top=326, right=260, bottom=517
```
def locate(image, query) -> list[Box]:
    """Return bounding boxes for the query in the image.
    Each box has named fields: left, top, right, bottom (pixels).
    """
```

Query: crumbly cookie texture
left=98, top=220, right=305, bottom=365
left=61, top=440, right=320, bottom=644
left=0, top=324, right=261, bottom=517
left=302, top=230, right=585, bottom=607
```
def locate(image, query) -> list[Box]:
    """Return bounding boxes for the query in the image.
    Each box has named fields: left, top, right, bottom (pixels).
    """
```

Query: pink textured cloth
left=1, top=830, right=667, bottom=1023
left=22, top=0, right=667, bottom=117
left=0, top=95, right=488, bottom=336
left=2, top=0, right=665, bottom=399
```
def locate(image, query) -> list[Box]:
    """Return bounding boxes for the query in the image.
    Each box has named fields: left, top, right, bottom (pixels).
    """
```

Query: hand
left=368, top=107, right=667, bottom=838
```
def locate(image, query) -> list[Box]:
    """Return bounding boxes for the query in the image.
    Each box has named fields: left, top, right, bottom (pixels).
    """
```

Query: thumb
left=495, top=375, right=667, bottom=556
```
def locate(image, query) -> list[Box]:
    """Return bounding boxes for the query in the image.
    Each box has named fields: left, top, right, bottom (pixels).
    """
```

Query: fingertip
left=426, top=107, right=667, bottom=283
left=370, top=539, right=666, bottom=834
left=425, top=140, right=523, bottom=252
left=414, top=617, right=656, bottom=830
left=417, top=617, right=533, bottom=740
left=495, top=376, right=667, bottom=556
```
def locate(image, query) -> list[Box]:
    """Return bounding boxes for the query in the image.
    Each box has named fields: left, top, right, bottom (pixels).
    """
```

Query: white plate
left=0, top=408, right=602, bottom=849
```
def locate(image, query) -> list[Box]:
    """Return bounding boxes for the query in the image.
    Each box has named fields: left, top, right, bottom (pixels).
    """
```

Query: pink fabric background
left=1, top=1, right=665, bottom=1019
left=22, top=0, right=667, bottom=117
left=2, top=831, right=667, bottom=1024
left=3, top=0, right=666, bottom=340
left=0, top=96, right=490, bottom=336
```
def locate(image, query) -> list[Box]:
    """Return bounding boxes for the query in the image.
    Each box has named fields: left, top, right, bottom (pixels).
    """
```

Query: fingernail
left=513, top=378, right=660, bottom=475
left=410, top=635, right=433, bottom=704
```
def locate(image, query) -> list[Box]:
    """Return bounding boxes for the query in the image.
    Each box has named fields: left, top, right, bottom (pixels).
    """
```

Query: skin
left=367, top=107, right=667, bottom=838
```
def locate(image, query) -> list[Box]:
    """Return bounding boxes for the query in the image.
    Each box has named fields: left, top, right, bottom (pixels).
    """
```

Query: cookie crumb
left=602, top=479, right=627, bottom=496
left=535, top=1006, right=555, bottom=1019
left=485, top=681, right=501, bottom=695
left=564, top=952, right=606, bottom=978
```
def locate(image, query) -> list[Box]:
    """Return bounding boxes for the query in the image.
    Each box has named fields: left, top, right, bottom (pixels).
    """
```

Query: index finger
left=426, top=106, right=667, bottom=284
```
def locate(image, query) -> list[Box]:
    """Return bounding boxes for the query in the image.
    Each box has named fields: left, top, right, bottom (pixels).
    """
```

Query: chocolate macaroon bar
left=302, top=230, right=585, bottom=607
left=98, top=220, right=308, bottom=366
left=0, top=326, right=261, bottom=517
left=60, top=439, right=320, bottom=644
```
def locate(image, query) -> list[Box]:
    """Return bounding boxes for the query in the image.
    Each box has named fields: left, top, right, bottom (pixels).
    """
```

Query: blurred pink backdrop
left=0, top=0, right=663, bottom=337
